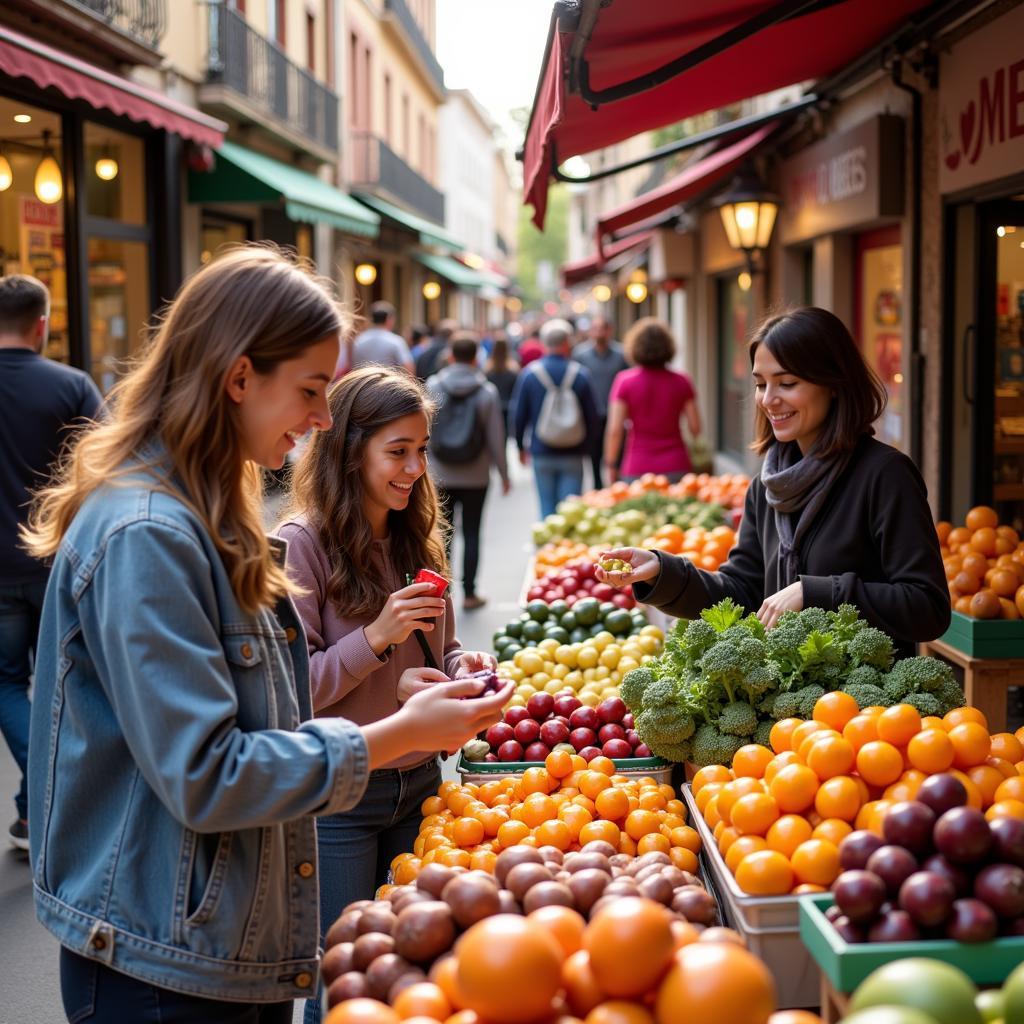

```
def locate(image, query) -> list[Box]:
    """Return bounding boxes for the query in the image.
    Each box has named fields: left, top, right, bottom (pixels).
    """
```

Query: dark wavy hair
left=748, top=306, right=887, bottom=457
left=285, top=367, right=448, bottom=617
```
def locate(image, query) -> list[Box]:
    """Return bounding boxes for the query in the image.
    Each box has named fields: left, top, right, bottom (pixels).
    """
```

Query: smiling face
left=360, top=410, right=431, bottom=534
left=228, top=334, right=339, bottom=469
left=752, top=343, right=834, bottom=455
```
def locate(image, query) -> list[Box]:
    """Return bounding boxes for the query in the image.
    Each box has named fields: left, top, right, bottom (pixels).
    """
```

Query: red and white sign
left=939, top=4, right=1024, bottom=194
left=19, top=195, right=61, bottom=227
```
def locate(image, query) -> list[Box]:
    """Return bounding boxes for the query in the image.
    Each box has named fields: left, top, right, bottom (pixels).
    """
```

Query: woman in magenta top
left=604, top=317, right=702, bottom=482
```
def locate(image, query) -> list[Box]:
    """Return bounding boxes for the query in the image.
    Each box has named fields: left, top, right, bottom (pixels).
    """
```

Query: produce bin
left=938, top=610, right=1024, bottom=658
left=457, top=752, right=673, bottom=785
left=800, top=892, right=1024, bottom=991
left=681, top=784, right=820, bottom=1009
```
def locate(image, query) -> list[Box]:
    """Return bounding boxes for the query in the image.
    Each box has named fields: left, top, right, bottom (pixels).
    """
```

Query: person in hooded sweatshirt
left=426, top=331, right=510, bottom=610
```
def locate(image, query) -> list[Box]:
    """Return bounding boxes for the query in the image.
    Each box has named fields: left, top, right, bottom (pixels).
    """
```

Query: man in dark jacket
left=0, top=275, right=102, bottom=851
left=510, top=318, right=600, bottom=517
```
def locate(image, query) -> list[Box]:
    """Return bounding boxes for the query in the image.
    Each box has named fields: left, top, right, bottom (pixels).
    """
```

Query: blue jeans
left=304, top=758, right=441, bottom=1024
left=0, top=577, right=47, bottom=821
left=60, top=946, right=292, bottom=1023
left=533, top=454, right=585, bottom=518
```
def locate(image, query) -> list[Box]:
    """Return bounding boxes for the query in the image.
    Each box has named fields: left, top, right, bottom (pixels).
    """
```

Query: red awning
left=596, top=123, right=777, bottom=254
left=0, top=25, right=226, bottom=147
left=523, top=0, right=934, bottom=227
left=562, top=232, right=653, bottom=287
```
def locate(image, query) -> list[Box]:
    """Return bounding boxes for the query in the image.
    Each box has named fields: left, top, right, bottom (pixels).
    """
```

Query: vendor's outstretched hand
left=757, top=581, right=804, bottom=630
left=594, top=547, right=660, bottom=589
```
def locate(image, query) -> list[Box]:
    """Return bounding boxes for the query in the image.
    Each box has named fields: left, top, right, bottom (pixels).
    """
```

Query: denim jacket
left=28, top=465, right=370, bottom=1003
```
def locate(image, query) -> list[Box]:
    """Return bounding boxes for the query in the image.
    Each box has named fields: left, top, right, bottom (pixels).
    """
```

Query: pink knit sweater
left=278, top=516, right=464, bottom=769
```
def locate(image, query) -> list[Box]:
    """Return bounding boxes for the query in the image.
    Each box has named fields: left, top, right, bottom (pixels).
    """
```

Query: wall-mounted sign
left=939, top=4, right=1024, bottom=194
left=778, top=116, right=904, bottom=244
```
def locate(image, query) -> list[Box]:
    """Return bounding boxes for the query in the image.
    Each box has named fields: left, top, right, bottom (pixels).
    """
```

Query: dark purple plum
left=921, top=853, right=973, bottom=898
left=916, top=773, right=968, bottom=817
left=898, top=871, right=956, bottom=927
left=946, top=898, right=999, bottom=943
left=824, top=904, right=844, bottom=923
left=882, top=800, right=936, bottom=856
left=975, top=863, right=1024, bottom=918
left=867, top=909, right=921, bottom=943
left=934, top=807, right=993, bottom=864
left=496, top=740, right=524, bottom=762
left=523, top=742, right=550, bottom=762
left=831, top=915, right=866, bottom=943
left=839, top=830, right=885, bottom=872
left=833, top=870, right=888, bottom=926
left=569, top=728, right=597, bottom=752
left=865, top=845, right=919, bottom=897
left=990, top=816, right=1024, bottom=869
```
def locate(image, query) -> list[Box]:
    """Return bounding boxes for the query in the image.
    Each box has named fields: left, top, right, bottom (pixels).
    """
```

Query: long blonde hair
left=23, top=244, right=346, bottom=613
left=285, top=368, right=448, bottom=618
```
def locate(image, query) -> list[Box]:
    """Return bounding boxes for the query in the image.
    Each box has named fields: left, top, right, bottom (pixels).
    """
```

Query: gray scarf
left=761, top=441, right=852, bottom=588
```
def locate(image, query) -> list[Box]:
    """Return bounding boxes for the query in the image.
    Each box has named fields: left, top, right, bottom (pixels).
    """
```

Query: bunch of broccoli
left=620, top=598, right=965, bottom=769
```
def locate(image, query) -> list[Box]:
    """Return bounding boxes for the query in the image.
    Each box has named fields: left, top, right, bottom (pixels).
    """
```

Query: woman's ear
left=224, top=355, right=254, bottom=404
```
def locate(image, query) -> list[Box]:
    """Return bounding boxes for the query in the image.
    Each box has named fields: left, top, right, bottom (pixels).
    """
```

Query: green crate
left=939, top=611, right=1024, bottom=658
left=455, top=752, right=672, bottom=782
left=800, top=893, right=1024, bottom=991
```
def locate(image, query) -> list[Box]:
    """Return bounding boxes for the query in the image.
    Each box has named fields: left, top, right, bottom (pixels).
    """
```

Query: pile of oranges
left=692, top=692, right=1024, bottom=897
left=938, top=505, right=1024, bottom=619
left=388, top=751, right=701, bottom=890
left=636, top=523, right=736, bottom=567
left=325, top=898, right=813, bottom=1024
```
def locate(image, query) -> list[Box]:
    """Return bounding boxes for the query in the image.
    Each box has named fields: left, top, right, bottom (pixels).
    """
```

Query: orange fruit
left=561, top=950, right=605, bottom=1018
left=949, top=722, right=992, bottom=769
left=496, top=820, right=531, bottom=848
left=717, top=778, right=765, bottom=822
left=770, top=718, right=803, bottom=754
left=945, top=706, right=989, bottom=730
left=695, top=782, right=725, bottom=815
left=843, top=714, right=880, bottom=751
left=991, top=733, right=1024, bottom=764
left=594, top=787, right=630, bottom=822
left=452, top=817, right=485, bottom=848
left=790, top=839, right=841, bottom=888
left=559, top=802, right=593, bottom=840
left=987, top=799, right=1024, bottom=821
left=725, top=835, right=768, bottom=874
left=535, top=819, right=573, bottom=851
left=791, top=720, right=827, bottom=752
left=805, top=735, right=856, bottom=781
left=730, top=792, right=781, bottom=836
left=624, top=809, right=663, bottom=841
left=669, top=825, right=701, bottom=853
left=579, top=771, right=613, bottom=801
left=732, top=744, right=775, bottom=779
left=325, top=1000, right=401, bottom=1024
left=812, top=818, right=853, bottom=846
left=765, top=815, right=814, bottom=858
left=907, top=728, right=955, bottom=773
left=456, top=916, right=563, bottom=1024
left=393, top=984, right=453, bottom=1022
left=967, top=764, right=1005, bottom=807
left=692, top=765, right=733, bottom=796
left=637, top=832, right=672, bottom=856
left=585, top=1002, right=655, bottom=1024
left=588, top=756, right=616, bottom=777
left=855, top=741, right=904, bottom=787
left=970, top=527, right=999, bottom=557
left=668, top=847, right=699, bottom=872
left=995, top=776, right=1024, bottom=804
left=768, top=764, right=819, bottom=813
left=813, top=775, right=862, bottom=822
left=545, top=750, right=574, bottom=779
left=855, top=799, right=892, bottom=835
left=528, top=905, right=586, bottom=958
left=764, top=751, right=803, bottom=785
left=394, top=858, right=422, bottom=885
left=584, top=898, right=675, bottom=998
left=734, top=849, right=795, bottom=895
left=966, top=505, right=999, bottom=531
left=579, top=819, right=620, bottom=848
left=876, top=705, right=923, bottom=747
left=813, top=692, right=860, bottom=731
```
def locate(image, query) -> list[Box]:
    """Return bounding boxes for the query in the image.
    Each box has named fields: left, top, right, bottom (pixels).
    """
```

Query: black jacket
left=632, top=436, right=951, bottom=657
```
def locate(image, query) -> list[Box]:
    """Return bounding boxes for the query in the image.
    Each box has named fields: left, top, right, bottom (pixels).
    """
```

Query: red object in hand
left=415, top=568, right=449, bottom=597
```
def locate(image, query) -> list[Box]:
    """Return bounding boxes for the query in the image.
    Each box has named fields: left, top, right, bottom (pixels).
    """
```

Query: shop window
left=0, top=97, right=69, bottom=363
left=855, top=228, right=904, bottom=451
left=201, top=215, right=250, bottom=264
left=716, top=274, right=756, bottom=462
left=87, top=238, right=150, bottom=393
left=85, top=123, right=145, bottom=225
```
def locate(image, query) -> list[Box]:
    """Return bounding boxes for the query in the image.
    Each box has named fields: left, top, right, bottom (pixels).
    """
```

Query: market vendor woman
left=599, top=307, right=950, bottom=656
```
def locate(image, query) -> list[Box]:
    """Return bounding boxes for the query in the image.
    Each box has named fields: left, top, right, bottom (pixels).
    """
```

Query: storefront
left=0, top=25, right=225, bottom=390
left=938, top=3, right=1024, bottom=533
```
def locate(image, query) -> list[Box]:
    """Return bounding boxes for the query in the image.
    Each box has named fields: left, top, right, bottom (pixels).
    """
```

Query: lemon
left=609, top=670, right=621, bottom=684
left=594, top=665, right=611, bottom=681
left=579, top=691, right=600, bottom=708
left=599, top=646, right=620, bottom=669
left=637, top=635, right=661, bottom=656
left=552, top=663, right=570, bottom=679
left=640, top=654, right=656, bottom=665
left=531, top=672, right=550, bottom=688
left=617, top=657, right=640, bottom=676
left=555, top=645, right=576, bottom=666
left=576, top=647, right=599, bottom=670
left=640, top=625, right=665, bottom=641
left=537, top=638, right=560, bottom=655
left=592, top=631, right=615, bottom=650
left=518, top=683, right=537, bottom=699
left=506, top=666, right=525, bottom=683
left=564, top=670, right=583, bottom=690
left=620, top=643, right=643, bottom=661
left=544, top=678, right=564, bottom=695
left=506, top=694, right=526, bottom=708
left=516, top=650, right=544, bottom=675
left=582, top=668, right=597, bottom=682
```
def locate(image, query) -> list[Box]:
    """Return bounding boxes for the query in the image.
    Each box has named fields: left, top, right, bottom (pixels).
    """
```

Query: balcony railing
left=63, top=0, right=166, bottom=48
left=206, top=2, right=339, bottom=154
left=383, top=0, right=444, bottom=95
left=349, top=131, right=445, bottom=226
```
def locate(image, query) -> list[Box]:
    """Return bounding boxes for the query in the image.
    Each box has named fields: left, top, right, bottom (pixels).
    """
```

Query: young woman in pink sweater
left=277, top=367, right=497, bottom=1024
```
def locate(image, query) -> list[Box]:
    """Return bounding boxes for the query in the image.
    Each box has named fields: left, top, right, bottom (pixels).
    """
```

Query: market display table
left=917, top=637, right=1024, bottom=733
left=818, top=974, right=851, bottom=1024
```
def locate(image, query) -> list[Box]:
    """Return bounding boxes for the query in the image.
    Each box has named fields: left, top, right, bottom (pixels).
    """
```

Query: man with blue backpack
left=427, top=331, right=509, bottom=610
left=510, top=318, right=601, bottom=517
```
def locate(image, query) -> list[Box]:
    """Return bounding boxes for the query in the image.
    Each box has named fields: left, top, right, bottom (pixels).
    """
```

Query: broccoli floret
left=738, top=636, right=768, bottom=665
left=635, top=706, right=696, bottom=745
left=754, top=718, right=775, bottom=749
left=700, top=598, right=746, bottom=633
left=903, top=691, right=944, bottom=717
left=845, top=628, right=895, bottom=671
left=796, top=684, right=826, bottom=720
left=699, top=641, right=746, bottom=702
left=933, top=677, right=965, bottom=714
left=619, top=667, right=653, bottom=713
left=643, top=676, right=681, bottom=709
left=798, top=607, right=830, bottom=633
left=770, top=691, right=804, bottom=721
left=882, top=672, right=913, bottom=704
left=842, top=682, right=888, bottom=710
left=765, top=618, right=810, bottom=680
left=645, top=738, right=693, bottom=763
left=718, top=701, right=758, bottom=737
left=742, top=662, right=780, bottom=699
left=886, top=655, right=954, bottom=695
left=828, top=604, right=867, bottom=643
left=842, top=665, right=884, bottom=691
left=667, top=618, right=718, bottom=673
left=721, top=624, right=756, bottom=646
left=691, top=723, right=744, bottom=768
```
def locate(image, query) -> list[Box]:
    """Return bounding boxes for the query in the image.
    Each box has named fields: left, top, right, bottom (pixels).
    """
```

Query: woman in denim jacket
left=21, top=246, right=509, bottom=1023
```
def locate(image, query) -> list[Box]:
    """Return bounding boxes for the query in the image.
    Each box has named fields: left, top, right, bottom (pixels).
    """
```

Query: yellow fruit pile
left=388, top=752, right=701, bottom=887
left=500, top=628, right=664, bottom=709
left=694, top=693, right=1024, bottom=896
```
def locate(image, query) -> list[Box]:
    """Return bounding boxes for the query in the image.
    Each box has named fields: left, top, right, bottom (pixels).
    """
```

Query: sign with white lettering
left=939, top=4, right=1024, bottom=194
left=778, top=116, right=904, bottom=244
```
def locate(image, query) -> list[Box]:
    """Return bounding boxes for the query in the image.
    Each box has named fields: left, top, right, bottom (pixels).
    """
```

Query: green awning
left=188, top=141, right=380, bottom=238
left=354, top=192, right=462, bottom=252
left=414, top=252, right=487, bottom=290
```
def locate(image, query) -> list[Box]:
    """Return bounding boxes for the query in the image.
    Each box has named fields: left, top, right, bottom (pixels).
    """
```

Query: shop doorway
left=945, top=198, right=1024, bottom=532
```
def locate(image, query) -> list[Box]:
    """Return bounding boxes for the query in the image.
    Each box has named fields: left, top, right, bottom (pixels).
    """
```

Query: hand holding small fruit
left=400, top=676, right=513, bottom=754
left=365, top=582, right=446, bottom=652
left=396, top=666, right=449, bottom=703
left=594, top=547, right=660, bottom=588
left=454, top=650, right=498, bottom=676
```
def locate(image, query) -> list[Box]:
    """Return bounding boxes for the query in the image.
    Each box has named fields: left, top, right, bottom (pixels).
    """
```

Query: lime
left=849, top=959, right=981, bottom=1024
left=502, top=643, right=523, bottom=659
left=547, top=599, right=569, bottom=619
left=493, top=634, right=515, bottom=652
left=588, top=622, right=605, bottom=638
left=573, top=598, right=600, bottom=627
left=560, top=611, right=578, bottom=632
left=505, top=620, right=524, bottom=639
left=526, top=600, right=550, bottom=623
left=570, top=628, right=590, bottom=644
left=603, top=609, right=633, bottom=636
left=598, top=601, right=616, bottom=619
left=521, top=620, right=546, bottom=643
left=544, top=626, right=570, bottom=645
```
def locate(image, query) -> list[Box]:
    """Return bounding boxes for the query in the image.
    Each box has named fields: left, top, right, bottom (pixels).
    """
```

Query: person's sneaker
left=8, top=819, right=28, bottom=851
left=463, top=595, right=488, bottom=610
